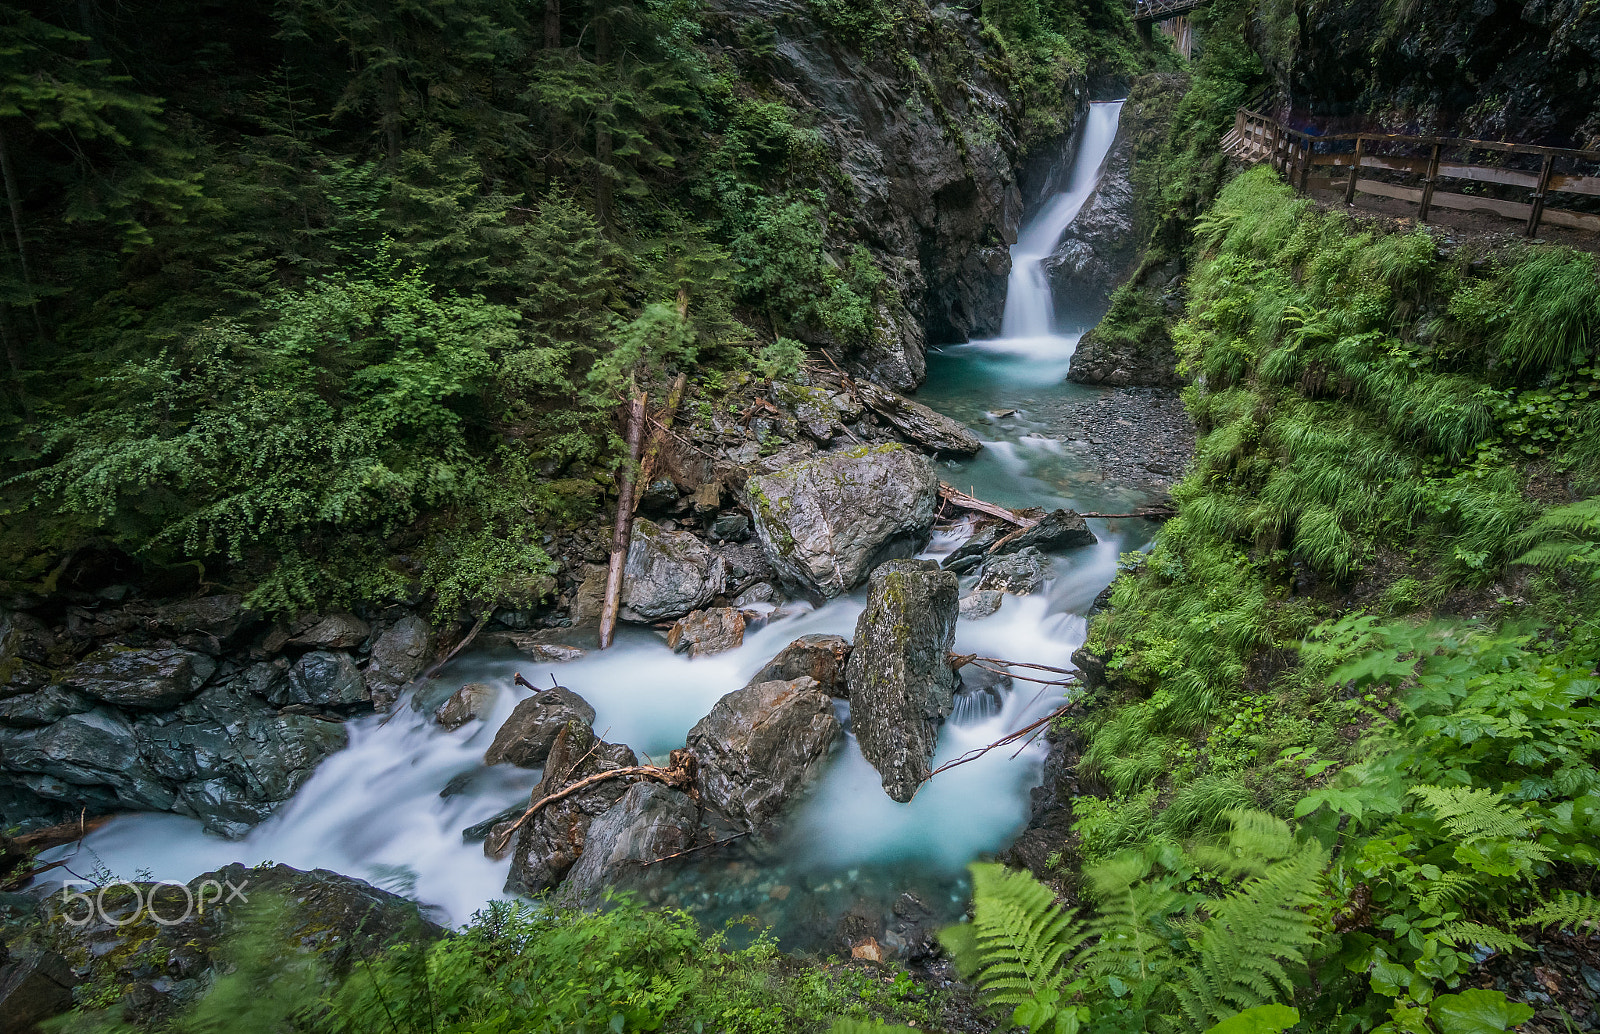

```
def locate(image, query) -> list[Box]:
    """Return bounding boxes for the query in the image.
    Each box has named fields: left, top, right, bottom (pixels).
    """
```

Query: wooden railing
left=1133, top=0, right=1209, bottom=24
left=1231, top=108, right=1600, bottom=236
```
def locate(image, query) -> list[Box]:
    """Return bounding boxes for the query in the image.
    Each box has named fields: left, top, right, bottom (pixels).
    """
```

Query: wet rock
left=1070, top=644, right=1107, bottom=689
left=846, top=559, right=960, bottom=803
left=0, top=706, right=172, bottom=812
left=64, top=646, right=217, bottom=710
left=958, top=589, right=1004, bottom=621
left=710, top=512, right=751, bottom=542
left=0, top=950, right=78, bottom=1031
left=620, top=519, right=726, bottom=622
left=483, top=687, right=597, bottom=768
left=568, top=563, right=609, bottom=625
left=291, top=612, right=371, bottom=649
left=502, top=725, right=639, bottom=894
left=480, top=630, right=587, bottom=662
left=39, top=863, right=440, bottom=1027
left=272, top=650, right=369, bottom=710
left=435, top=682, right=496, bottom=731
left=149, top=595, right=254, bottom=646
left=687, top=676, right=841, bottom=829
left=746, top=445, right=939, bottom=598
left=666, top=608, right=746, bottom=657
left=942, top=509, right=1096, bottom=574
left=638, top=476, right=681, bottom=514
left=750, top=634, right=852, bottom=698
left=976, top=546, right=1052, bottom=594
left=0, top=685, right=96, bottom=728
left=557, top=782, right=698, bottom=906
left=732, top=582, right=780, bottom=609
left=461, top=801, right=524, bottom=843
left=854, top=380, right=983, bottom=456
left=851, top=937, right=887, bottom=963
left=363, top=614, right=434, bottom=710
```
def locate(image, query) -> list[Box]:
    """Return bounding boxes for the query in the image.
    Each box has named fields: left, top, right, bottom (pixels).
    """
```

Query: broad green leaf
left=1428, top=989, right=1535, bottom=1034
left=1202, top=1003, right=1302, bottom=1034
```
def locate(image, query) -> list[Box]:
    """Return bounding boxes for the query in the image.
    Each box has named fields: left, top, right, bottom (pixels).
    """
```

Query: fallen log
left=485, top=747, right=697, bottom=857
left=599, top=391, right=649, bottom=650
left=937, top=483, right=1035, bottom=528
left=634, top=373, right=688, bottom=513
left=1076, top=505, right=1178, bottom=520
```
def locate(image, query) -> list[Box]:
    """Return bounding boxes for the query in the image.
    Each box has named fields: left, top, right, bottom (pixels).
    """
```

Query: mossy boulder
left=745, top=445, right=939, bottom=598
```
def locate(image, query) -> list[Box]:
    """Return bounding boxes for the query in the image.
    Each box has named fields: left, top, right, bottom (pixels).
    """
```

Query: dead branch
left=600, top=391, right=649, bottom=650
left=937, top=483, right=1034, bottom=528
left=422, top=612, right=491, bottom=681
left=926, top=703, right=1076, bottom=781
left=973, top=656, right=1077, bottom=676
left=1076, top=505, right=1177, bottom=520
left=486, top=749, right=696, bottom=856
left=635, top=374, right=688, bottom=513
left=638, top=830, right=750, bottom=867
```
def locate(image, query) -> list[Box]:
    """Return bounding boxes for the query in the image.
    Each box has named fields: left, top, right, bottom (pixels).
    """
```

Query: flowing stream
left=47, top=100, right=1154, bottom=952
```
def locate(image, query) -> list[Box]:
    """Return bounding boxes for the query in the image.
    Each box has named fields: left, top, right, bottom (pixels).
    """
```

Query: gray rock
left=0, top=950, right=77, bottom=1032
left=770, top=382, right=849, bottom=442
left=958, top=590, right=1004, bottom=621
left=746, top=445, right=939, bottom=598
left=479, top=629, right=588, bottom=662
left=0, top=706, right=174, bottom=813
left=65, top=646, right=217, bottom=710
left=0, top=685, right=95, bottom=728
left=272, top=651, right=369, bottom=710
left=942, top=509, right=1097, bottom=574
left=732, top=582, right=780, bottom=608
left=620, top=519, right=726, bottom=622
left=845, top=560, right=960, bottom=803
left=710, top=512, right=751, bottom=541
left=502, top=725, right=639, bottom=894
left=556, top=782, right=698, bottom=905
left=638, top=477, right=681, bottom=514
left=976, top=546, right=1052, bottom=595
left=150, top=595, right=254, bottom=644
left=749, top=634, right=852, bottom=698
left=291, top=612, right=371, bottom=649
left=363, top=614, right=434, bottom=710
left=483, top=687, right=597, bottom=768
left=688, top=676, right=840, bottom=829
left=435, top=682, right=497, bottom=731
left=854, top=380, right=983, bottom=456
left=666, top=608, right=746, bottom=657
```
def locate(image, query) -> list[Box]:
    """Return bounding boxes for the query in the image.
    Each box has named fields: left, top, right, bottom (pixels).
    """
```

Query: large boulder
left=500, top=724, right=639, bottom=894
left=854, top=380, right=983, bottom=456
left=556, top=781, right=698, bottom=906
left=0, top=686, right=96, bottom=728
left=482, top=687, right=597, bottom=768
left=942, top=509, right=1097, bottom=574
left=845, top=559, right=960, bottom=803
left=666, top=608, right=746, bottom=657
left=271, top=651, right=369, bottom=710
left=149, top=595, right=255, bottom=646
left=687, top=676, right=841, bottom=829
left=620, top=519, right=726, bottom=622
left=64, top=646, right=217, bottom=710
left=749, top=634, right=852, bottom=697
left=363, top=614, right=434, bottom=710
left=435, top=682, right=497, bottom=731
left=745, top=445, right=939, bottom=598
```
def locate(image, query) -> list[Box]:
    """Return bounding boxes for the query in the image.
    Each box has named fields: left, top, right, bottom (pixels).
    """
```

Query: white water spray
left=999, top=100, right=1125, bottom=342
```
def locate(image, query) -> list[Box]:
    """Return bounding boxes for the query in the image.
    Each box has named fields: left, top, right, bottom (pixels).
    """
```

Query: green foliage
left=758, top=338, right=809, bottom=381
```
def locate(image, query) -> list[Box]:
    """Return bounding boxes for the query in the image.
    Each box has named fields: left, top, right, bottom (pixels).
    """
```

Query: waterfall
left=999, top=101, right=1125, bottom=339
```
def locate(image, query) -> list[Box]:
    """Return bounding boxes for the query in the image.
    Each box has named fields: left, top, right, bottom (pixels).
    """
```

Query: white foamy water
left=43, top=100, right=1137, bottom=943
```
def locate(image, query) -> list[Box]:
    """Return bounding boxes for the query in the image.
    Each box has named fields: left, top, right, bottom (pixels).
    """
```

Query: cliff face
left=1263, top=0, right=1600, bottom=147
left=704, top=0, right=1086, bottom=388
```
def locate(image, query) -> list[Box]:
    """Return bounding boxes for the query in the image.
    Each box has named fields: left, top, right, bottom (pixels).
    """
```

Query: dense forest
left=3, top=0, right=1600, bottom=1032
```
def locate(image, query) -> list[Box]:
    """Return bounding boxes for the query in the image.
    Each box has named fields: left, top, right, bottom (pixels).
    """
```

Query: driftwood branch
left=486, top=749, right=696, bottom=856
left=600, top=391, right=649, bottom=650
left=937, top=483, right=1035, bottom=528
left=639, top=830, right=750, bottom=867
left=422, top=612, right=491, bottom=681
left=1076, top=505, right=1177, bottom=520
left=926, top=703, right=1076, bottom=781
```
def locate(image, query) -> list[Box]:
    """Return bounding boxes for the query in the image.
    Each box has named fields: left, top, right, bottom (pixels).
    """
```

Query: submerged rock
left=482, top=686, right=596, bottom=768
left=620, top=519, right=726, bottom=622
left=666, top=608, right=746, bottom=657
left=749, top=634, right=852, bottom=697
left=958, top=589, right=1004, bottom=621
left=557, top=782, right=698, bottom=906
left=687, top=676, right=841, bottom=829
left=502, top=725, right=639, bottom=895
left=854, top=380, right=983, bottom=456
left=976, top=546, right=1052, bottom=594
left=65, top=646, right=216, bottom=710
left=942, top=509, right=1096, bottom=574
left=845, top=560, right=960, bottom=803
left=746, top=445, right=939, bottom=598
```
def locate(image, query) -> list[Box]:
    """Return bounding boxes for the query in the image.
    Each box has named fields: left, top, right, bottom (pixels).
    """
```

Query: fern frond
left=1434, top=921, right=1530, bottom=954
left=1084, top=850, right=1187, bottom=987
left=943, top=864, right=1090, bottom=1010
left=1515, top=891, right=1600, bottom=936
left=1417, top=869, right=1481, bottom=914
left=1411, top=786, right=1533, bottom=841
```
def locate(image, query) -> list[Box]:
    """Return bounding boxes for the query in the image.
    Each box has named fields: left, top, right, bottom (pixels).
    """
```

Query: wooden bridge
left=1222, top=108, right=1600, bottom=237
left=1132, top=0, right=1208, bottom=23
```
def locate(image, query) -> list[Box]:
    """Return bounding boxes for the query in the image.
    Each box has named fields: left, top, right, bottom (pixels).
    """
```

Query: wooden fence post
left=1297, top=135, right=1312, bottom=192
left=1344, top=136, right=1364, bottom=204
left=1418, top=142, right=1442, bottom=221
left=1526, top=153, right=1554, bottom=238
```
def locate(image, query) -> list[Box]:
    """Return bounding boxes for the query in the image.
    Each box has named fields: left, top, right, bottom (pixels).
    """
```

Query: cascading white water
left=1000, top=101, right=1124, bottom=340
left=42, top=99, right=1145, bottom=950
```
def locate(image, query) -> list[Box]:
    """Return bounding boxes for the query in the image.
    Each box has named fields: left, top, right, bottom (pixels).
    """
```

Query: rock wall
left=703, top=0, right=1086, bottom=388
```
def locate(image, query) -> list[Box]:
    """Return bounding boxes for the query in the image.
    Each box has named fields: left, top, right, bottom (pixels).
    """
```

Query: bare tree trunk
left=635, top=372, right=687, bottom=513
left=593, top=13, right=613, bottom=229
left=0, top=127, right=43, bottom=340
left=598, top=391, right=647, bottom=649
left=544, top=0, right=560, bottom=47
